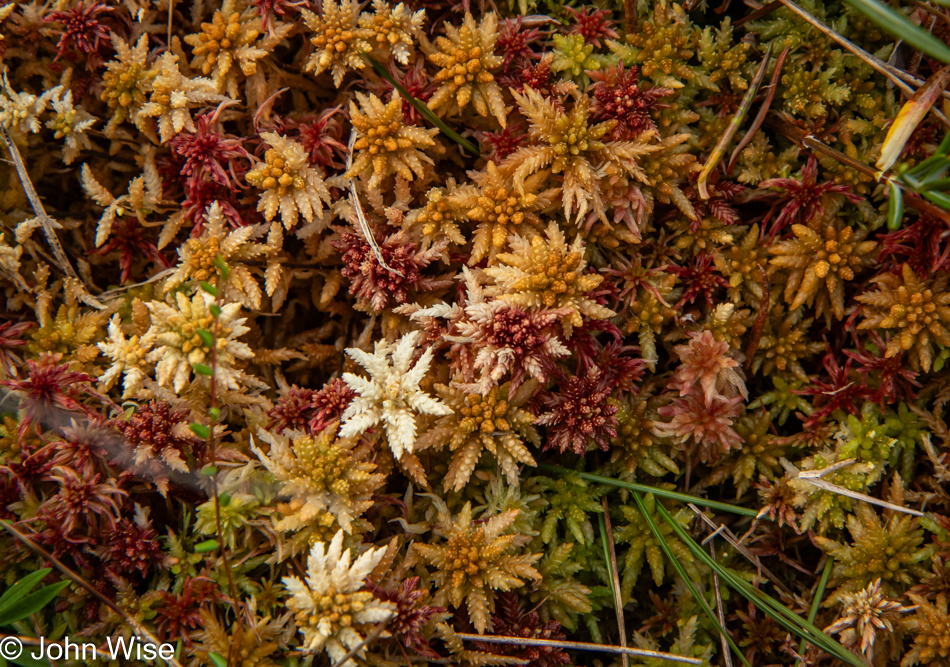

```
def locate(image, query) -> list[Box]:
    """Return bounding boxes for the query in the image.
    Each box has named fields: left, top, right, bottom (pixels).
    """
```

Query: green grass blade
left=920, top=176, right=950, bottom=191
left=887, top=180, right=904, bottom=230
left=903, top=153, right=948, bottom=179
left=650, top=502, right=865, bottom=667
left=0, top=569, right=53, bottom=617
left=8, top=650, right=50, bottom=667
left=845, top=0, right=950, bottom=64
left=0, top=581, right=70, bottom=626
left=362, top=55, right=479, bottom=155
left=631, top=491, right=751, bottom=667
left=797, top=559, right=834, bottom=662
left=924, top=190, right=950, bottom=209
left=538, top=466, right=758, bottom=517
left=915, top=161, right=950, bottom=184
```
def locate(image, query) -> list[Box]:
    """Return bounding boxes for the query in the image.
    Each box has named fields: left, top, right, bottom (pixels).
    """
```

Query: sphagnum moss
left=2, top=0, right=949, bottom=664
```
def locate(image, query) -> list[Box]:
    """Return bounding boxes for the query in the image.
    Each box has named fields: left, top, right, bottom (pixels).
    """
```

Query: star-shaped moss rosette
left=412, top=502, right=541, bottom=633
left=339, top=330, right=452, bottom=462
left=282, top=530, right=395, bottom=667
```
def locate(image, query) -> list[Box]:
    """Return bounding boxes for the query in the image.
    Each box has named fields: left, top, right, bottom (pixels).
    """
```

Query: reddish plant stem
left=206, top=278, right=244, bottom=667
left=801, top=135, right=950, bottom=224
left=744, top=265, right=770, bottom=371
left=624, top=0, right=637, bottom=35
left=728, top=46, right=790, bottom=174
left=734, top=0, right=781, bottom=27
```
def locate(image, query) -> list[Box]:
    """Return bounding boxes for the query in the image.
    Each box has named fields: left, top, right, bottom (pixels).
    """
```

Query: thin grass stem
left=363, top=55, right=479, bottom=155
left=687, top=504, right=793, bottom=597
left=728, top=46, right=790, bottom=174
left=600, top=496, right=629, bottom=667
left=0, top=127, right=103, bottom=309
left=796, top=558, right=834, bottom=666
left=709, top=541, right=735, bottom=667
left=650, top=501, right=864, bottom=667
left=698, top=44, right=773, bottom=199
left=538, top=465, right=759, bottom=517
left=631, top=491, right=751, bottom=667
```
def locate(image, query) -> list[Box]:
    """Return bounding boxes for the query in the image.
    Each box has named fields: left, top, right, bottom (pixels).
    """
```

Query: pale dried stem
left=781, top=457, right=925, bottom=516
left=325, top=619, right=391, bottom=667
left=96, top=268, right=176, bottom=300
left=709, top=541, right=735, bottom=667
left=778, top=0, right=950, bottom=127
left=602, top=495, right=629, bottom=667
left=0, top=634, right=41, bottom=646
left=0, top=127, right=104, bottom=309
left=345, top=130, right=405, bottom=278
left=455, top=634, right=704, bottom=665
left=688, top=503, right=794, bottom=597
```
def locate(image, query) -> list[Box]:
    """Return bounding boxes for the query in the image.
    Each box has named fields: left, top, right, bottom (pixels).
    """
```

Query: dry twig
left=456, top=633, right=704, bottom=665
left=0, top=127, right=104, bottom=309
left=778, top=0, right=950, bottom=126
left=345, top=130, right=405, bottom=277
left=781, top=458, right=925, bottom=516
left=688, top=503, right=794, bottom=597
left=602, top=495, right=629, bottom=667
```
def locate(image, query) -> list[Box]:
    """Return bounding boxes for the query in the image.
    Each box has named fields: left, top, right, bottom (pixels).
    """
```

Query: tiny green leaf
left=190, top=423, right=211, bottom=439
left=193, top=363, right=214, bottom=376
left=194, top=539, right=220, bottom=553
left=199, top=281, right=218, bottom=296
left=219, top=492, right=231, bottom=507
left=197, top=329, right=215, bottom=348
left=213, top=255, right=230, bottom=281
left=201, top=465, right=218, bottom=476
left=924, top=190, right=950, bottom=209
left=208, top=652, right=228, bottom=667
left=209, top=304, right=222, bottom=318
left=210, top=407, right=221, bottom=421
